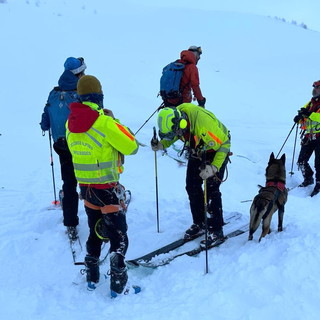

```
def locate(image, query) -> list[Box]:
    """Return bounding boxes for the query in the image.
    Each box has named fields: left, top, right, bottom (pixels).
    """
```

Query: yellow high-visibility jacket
left=66, top=102, right=138, bottom=185
left=161, top=103, right=230, bottom=170
left=300, top=100, right=320, bottom=134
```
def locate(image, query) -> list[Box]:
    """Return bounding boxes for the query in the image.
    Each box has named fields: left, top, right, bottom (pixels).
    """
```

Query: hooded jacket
left=167, top=50, right=204, bottom=105
left=66, top=102, right=139, bottom=187
left=179, top=50, right=204, bottom=102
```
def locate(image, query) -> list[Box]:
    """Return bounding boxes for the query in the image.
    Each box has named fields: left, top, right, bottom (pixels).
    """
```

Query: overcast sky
left=130, top=0, right=320, bottom=32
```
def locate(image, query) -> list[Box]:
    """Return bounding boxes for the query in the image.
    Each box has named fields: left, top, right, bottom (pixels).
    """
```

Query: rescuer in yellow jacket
left=66, top=75, right=139, bottom=297
left=293, top=80, right=320, bottom=197
left=151, top=103, right=230, bottom=248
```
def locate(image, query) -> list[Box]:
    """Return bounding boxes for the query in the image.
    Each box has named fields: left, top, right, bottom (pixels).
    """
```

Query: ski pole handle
left=153, top=126, right=157, bottom=140
left=201, top=151, right=207, bottom=170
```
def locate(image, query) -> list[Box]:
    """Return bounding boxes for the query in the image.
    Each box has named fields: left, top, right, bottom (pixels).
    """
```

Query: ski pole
left=276, top=123, right=297, bottom=158
left=48, top=130, right=58, bottom=205
left=201, top=152, right=209, bottom=274
left=289, top=123, right=299, bottom=176
left=153, top=127, right=160, bottom=233
left=134, top=103, right=164, bottom=136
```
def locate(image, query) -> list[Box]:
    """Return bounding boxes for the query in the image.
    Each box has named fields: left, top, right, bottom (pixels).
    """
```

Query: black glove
left=197, top=97, right=206, bottom=107
left=294, top=114, right=303, bottom=123
left=301, top=110, right=312, bottom=118
left=150, top=137, right=164, bottom=151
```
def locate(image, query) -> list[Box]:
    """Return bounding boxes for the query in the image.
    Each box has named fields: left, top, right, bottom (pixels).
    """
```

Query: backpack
left=45, top=87, right=79, bottom=141
left=160, top=61, right=185, bottom=103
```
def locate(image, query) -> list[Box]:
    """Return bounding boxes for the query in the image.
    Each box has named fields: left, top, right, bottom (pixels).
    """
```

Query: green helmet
left=157, top=107, right=187, bottom=140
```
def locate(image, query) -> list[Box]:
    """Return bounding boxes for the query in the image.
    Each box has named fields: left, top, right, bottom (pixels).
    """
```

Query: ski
left=131, top=225, right=249, bottom=268
left=69, top=234, right=83, bottom=264
left=123, top=189, right=131, bottom=210
left=126, top=212, right=243, bottom=267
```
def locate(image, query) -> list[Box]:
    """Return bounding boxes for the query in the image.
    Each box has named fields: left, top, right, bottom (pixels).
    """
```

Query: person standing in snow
left=66, top=75, right=139, bottom=297
left=40, top=57, right=87, bottom=240
left=293, top=80, right=320, bottom=197
left=164, top=46, right=206, bottom=108
left=151, top=104, right=230, bottom=247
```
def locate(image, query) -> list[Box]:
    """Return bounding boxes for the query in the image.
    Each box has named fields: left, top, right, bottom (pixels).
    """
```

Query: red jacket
left=168, top=50, right=204, bottom=105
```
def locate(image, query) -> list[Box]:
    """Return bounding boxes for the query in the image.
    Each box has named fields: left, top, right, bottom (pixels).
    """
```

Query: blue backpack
left=41, top=87, right=79, bottom=142
left=160, top=61, right=185, bottom=102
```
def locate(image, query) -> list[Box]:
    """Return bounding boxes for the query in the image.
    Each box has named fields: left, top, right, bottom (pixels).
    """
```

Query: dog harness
left=261, top=181, right=286, bottom=220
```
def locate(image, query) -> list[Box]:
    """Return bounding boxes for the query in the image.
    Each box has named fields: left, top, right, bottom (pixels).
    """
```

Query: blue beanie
left=64, top=57, right=86, bottom=75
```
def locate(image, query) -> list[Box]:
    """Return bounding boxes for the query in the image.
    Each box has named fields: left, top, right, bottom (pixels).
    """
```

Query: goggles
left=159, top=130, right=176, bottom=141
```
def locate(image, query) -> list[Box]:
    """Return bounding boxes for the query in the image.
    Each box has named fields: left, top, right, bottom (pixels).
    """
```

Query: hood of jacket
left=58, top=70, right=79, bottom=91
left=68, top=102, right=99, bottom=133
left=180, top=50, right=197, bottom=65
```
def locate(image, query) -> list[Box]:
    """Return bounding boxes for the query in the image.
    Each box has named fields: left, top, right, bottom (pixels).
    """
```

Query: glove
left=151, top=138, right=164, bottom=151
left=197, top=97, right=206, bottom=107
left=301, top=110, right=312, bottom=118
left=199, top=164, right=218, bottom=180
left=293, top=114, right=303, bottom=123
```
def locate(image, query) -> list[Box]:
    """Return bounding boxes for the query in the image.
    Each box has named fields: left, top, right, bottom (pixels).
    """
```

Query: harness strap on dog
left=84, top=199, right=126, bottom=214
left=261, top=188, right=281, bottom=220
left=266, top=181, right=286, bottom=192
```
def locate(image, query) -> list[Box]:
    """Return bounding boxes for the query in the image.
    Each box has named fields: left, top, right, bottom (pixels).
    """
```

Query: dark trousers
left=80, top=186, right=128, bottom=269
left=297, top=138, right=320, bottom=183
left=53, top=139, right=79, bottom=227
left=186, top=156, right=228, bottom=232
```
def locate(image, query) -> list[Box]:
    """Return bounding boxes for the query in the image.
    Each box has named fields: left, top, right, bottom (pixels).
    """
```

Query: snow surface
left=1, top=1, right=320, bottom=319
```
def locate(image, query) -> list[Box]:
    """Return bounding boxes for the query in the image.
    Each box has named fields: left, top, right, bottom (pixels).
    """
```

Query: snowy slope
left=1, top=1, right=320, bottom=319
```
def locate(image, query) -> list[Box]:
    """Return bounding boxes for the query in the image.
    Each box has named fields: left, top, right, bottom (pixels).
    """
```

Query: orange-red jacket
left=167, top=50, right=204, bottom=105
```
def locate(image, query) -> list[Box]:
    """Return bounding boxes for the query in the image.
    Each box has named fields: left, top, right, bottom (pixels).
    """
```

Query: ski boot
left=85, top=255, right=100, bottom=291
left=200, top=229, right=225, bottom=248
left=299, top=177, right=314, bottom=187
left=184, top=223, right=204, bottom=240
left=311, top=182, right=320, bottom=197
left=67, top=226, right=78, bottom=241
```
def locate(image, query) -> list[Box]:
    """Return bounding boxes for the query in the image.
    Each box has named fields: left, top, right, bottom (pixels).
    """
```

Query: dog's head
left=266, top=152, right=286, bottom=183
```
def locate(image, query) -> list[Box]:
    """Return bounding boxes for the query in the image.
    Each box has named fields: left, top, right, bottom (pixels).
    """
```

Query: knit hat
left=77, top=75, right=102, bottom=95
left=64, top=57, right=87, bottom=75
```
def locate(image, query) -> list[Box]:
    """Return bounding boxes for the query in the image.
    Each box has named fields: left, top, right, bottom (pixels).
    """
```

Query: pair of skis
left=126, top=213, right=248, bottom=268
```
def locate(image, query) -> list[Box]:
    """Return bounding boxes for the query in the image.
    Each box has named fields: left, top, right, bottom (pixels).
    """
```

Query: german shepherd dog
left=248, top=152, right=288, bottom=241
